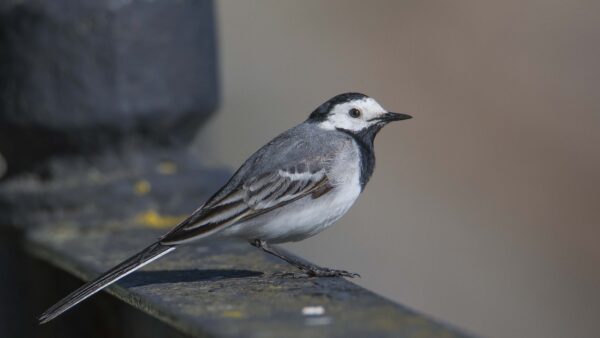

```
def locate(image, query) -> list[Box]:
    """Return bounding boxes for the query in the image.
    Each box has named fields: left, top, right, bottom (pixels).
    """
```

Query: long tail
left=38, top=242, right=175, bottom=324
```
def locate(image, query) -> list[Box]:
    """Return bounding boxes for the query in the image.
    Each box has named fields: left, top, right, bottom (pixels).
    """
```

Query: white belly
left=220, top=182, right=360, bottom=243
left=219, top=144, right=362, bottom=243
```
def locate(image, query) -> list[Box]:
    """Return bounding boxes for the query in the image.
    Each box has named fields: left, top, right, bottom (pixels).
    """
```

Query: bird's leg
left=250, top=239, right=359, bottom=278
left=251, top=239, right=312, bottom=272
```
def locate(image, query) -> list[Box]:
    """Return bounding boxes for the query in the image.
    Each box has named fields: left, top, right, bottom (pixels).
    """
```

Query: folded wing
left=160, top=164, right=331, bottom=244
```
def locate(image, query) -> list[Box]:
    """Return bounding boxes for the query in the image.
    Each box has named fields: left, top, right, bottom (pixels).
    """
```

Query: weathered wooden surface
left=27, top=215, right=470, bottom=338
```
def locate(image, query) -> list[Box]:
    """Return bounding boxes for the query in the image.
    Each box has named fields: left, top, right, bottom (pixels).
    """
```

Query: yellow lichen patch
left=157, top=161, right=177, bottom=175
left=222, top=310, right=244, bottom=319
left=133, top=180, right=151, bottom=195
left=135, top=210, right=186, bottom=229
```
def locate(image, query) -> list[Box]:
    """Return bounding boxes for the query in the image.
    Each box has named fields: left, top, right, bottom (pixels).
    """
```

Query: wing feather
left=160, top=166, right=331, bottom=245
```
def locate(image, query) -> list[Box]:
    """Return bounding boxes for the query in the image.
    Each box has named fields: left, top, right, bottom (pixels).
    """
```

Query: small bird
left=39, top=92, right=411, bottom=323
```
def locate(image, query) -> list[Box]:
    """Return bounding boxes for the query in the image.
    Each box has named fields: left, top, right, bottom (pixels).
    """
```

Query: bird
left=38, top=92, right=412, bottom=324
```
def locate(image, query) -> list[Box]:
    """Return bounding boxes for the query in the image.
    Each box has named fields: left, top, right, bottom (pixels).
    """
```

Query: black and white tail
left=38, top=242, right=175, bottom=324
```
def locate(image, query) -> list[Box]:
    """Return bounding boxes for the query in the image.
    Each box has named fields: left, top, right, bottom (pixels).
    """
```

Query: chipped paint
left=302, top=306, right=325, bottom=316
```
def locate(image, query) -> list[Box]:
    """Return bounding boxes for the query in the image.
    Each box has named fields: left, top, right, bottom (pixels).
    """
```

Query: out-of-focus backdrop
left=196, top=1, right=600, bottom=338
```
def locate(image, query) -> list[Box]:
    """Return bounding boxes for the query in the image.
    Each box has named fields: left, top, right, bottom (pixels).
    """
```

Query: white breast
left=221, top=140, right=362, bottom=243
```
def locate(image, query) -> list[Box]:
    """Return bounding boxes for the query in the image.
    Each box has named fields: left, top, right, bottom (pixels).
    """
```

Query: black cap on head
left=308, top=92, right=369, bottom=122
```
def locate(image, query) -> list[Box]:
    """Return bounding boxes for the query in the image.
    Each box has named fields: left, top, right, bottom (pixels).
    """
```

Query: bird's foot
left=251, top=239, right=360, bottom=278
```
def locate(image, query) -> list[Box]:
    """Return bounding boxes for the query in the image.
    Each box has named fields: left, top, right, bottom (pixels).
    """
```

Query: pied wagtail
left=39, top=92, right=412, bottom=323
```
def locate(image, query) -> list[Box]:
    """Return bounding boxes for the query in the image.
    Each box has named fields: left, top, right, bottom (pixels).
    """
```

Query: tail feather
left=38, top=243, right=175, bottom=324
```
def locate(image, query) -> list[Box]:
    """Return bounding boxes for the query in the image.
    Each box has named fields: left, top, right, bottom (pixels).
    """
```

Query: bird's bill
left=371, top=112, right=412, bottom=123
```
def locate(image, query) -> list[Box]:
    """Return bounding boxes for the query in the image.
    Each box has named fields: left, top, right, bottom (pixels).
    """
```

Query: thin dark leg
left=250, top=239, right=359, bottom=278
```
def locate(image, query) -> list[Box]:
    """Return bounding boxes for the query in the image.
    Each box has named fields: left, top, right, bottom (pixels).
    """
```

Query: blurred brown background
left=195, top=1, right=600, bottom=337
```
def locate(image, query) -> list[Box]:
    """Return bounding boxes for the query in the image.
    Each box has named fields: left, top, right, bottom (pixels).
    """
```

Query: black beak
left=377, top=112, right=412, bottom=122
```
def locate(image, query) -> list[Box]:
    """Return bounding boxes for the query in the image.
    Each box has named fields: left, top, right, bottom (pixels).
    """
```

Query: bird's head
left=307, top=93, right=411, bottom=136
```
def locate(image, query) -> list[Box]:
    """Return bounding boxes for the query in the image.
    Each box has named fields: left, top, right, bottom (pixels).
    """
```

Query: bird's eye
left=348, top=108, right=361, bottom=118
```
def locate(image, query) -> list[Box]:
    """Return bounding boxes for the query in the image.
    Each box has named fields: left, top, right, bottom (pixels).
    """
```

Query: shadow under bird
left=39, top=92, right=412, bottom=323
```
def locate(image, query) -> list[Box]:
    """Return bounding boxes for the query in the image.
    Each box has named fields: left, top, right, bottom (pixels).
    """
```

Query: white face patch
left=318, top=98, right=388, bottom=131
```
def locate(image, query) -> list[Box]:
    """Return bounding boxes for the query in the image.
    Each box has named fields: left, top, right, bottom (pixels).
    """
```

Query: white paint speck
left=302, top=306, right=325, bottom=316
